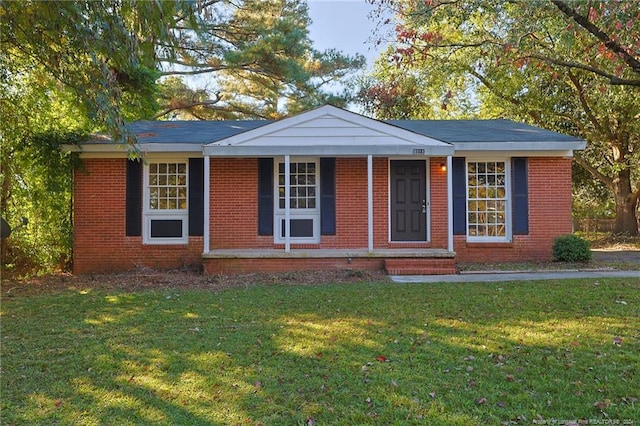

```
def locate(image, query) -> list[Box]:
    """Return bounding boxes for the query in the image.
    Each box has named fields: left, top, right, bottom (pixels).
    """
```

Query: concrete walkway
left=390, top=270, right=640, bottom=283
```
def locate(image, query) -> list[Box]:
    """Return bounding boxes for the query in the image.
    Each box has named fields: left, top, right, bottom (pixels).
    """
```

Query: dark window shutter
left=126, top=159, right=142, bottom=236
left=188, top=158, right=204, bottom=236
left=257, top=158, right=274, bottom=235
left=512, top=157, right=529, bottom=235
left=320, top=157, right=336, bottom=235
left=452, top=157, right=467, bottom=235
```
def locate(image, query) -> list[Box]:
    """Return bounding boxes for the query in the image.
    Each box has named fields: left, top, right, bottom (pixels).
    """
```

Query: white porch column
left=446, top=155, right=454, bottom=253
left=203, top=155, right=210, bottom=253
left=284, top=155, right=291, bottom=253
left=367, top=154, right=373, bottom=252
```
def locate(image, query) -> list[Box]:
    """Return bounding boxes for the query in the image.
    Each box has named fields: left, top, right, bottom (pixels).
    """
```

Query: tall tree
left=156, top=0, right=366, bottom=120
left=365, top=0, right=640, bottom=235
left=1, top=0, right=195, bottom=142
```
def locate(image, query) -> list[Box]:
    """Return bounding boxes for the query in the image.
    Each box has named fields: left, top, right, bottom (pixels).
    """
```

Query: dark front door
left=391, top=160, right=427, bottom=241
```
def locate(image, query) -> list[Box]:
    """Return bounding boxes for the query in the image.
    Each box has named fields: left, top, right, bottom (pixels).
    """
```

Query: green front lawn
left=2, top=278, right=639, bottom=425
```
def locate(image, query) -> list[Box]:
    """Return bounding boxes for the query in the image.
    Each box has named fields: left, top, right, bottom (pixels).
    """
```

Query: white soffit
left=203, top=105, right=454, bottom=157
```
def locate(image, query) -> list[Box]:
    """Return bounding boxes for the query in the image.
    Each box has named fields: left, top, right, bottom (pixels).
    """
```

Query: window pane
left=277, top=161, right=318, bottom=210
left=467, top=161, right=507, bottom=239
left=148, top=162, right=187, bottom=211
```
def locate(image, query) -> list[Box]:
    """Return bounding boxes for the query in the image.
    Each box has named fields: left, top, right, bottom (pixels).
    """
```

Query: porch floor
left=202, top=249, right=457, bottom=275
left=202, top=248, right=454, bottom=259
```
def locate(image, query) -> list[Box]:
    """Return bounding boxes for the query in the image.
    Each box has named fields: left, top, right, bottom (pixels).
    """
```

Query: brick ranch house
left=66, top=105, right=585, bottom=275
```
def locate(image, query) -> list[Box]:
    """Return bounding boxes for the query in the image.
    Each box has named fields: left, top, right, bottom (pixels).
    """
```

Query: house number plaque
left=412, top=148, right=425, bottom=155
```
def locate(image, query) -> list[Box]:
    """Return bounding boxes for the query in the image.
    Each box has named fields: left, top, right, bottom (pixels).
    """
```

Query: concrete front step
left=384, top=258, right=457, bottom=275
left=203, top=248, right=457, bottom=275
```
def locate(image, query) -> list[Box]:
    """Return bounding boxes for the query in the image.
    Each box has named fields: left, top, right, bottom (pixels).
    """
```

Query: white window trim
left=465, top=157, right=512, bottom=243
left=143, top=159, right=189, bottom=245
left=273, top=157, right=320, bottom=244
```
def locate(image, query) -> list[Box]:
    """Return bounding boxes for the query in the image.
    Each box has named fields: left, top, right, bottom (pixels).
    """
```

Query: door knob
left=421, top=199, right=426, bottom=213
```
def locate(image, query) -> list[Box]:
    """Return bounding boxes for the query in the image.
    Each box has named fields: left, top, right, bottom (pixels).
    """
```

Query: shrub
left=552, top=234, right=592, bottom=262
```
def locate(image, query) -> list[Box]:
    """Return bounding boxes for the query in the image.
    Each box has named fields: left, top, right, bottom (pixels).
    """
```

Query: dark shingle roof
left=126, top=120, right=273, bottom=144
left=387, top=119, right=581, bottom=144
left=87, top=117, right=582, bottom=149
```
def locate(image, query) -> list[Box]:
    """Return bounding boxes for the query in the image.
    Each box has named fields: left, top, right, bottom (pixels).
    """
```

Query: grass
left=2, top=278, right=639, bottom=425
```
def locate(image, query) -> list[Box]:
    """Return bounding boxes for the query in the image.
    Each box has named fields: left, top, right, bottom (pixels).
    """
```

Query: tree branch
left=565, top=70, right=605, bottom=135
left=551, top=0, right=640, bottom=74
left=153, top=95, right=222, bottom=119
left=573, top=152, right=614, bottom=189
left=526, top=53, right=640, bottom=86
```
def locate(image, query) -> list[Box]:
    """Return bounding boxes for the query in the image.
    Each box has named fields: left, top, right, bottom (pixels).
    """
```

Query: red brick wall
left=204, top=257, right=384, bottom=274
left=454, top=157, right=574, bottom=262
left=73, top=159, right=202, bottom=274
left=429, top=157, right=449, bottom=248
left=210, top=158, right=272, bottom=248
left=74, top=156, right=575, bottom=273
left=209, top=157, right=393, bottom=250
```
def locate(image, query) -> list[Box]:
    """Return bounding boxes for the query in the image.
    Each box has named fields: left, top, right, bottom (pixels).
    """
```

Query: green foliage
left=156, top=0, right=366, bottom=120
left=1, top=0, right=195, bottom=141
left=552, top=234, right=592, bottom=262
left=2, top=131, right=86, bottom=274
left=365, top=0, right=640, bottom=235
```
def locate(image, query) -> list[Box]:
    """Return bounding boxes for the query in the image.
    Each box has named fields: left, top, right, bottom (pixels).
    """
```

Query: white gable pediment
left=203, top=105, right=453, bottom=157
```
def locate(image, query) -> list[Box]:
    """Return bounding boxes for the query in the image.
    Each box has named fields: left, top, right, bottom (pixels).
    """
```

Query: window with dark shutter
left=257, top=158, right=274, bottom=235
left=512, top=157, right=529, bottom=235
left=126, top=159, right=142, bottom=236
left=451, top=157, right=466, bottom=235
left=188, top=158, right=204, bottom=236
left=320, top=158, right=336, bottom=235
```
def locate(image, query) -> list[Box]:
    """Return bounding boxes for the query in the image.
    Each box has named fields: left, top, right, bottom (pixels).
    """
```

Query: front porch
left=202, top=248, right=457, bottom=275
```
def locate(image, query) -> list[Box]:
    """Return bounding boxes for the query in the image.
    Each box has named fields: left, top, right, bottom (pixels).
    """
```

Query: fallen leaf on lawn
left=254, top=381, right=261, bottom=387
left=475, top=397, right=487, bottom=405
left=615, top=300, right=627, bottom=305
left=306, top=417, right=315, bottom=426
left=466, top=366, right=474, bottom=372
left=506, top=374, right=515, bottom=382
left=391, top=380, right=398, bottom=388
left=613, top=336, right=623, bottom=346
left=375, top=355, right=387, bottom=362
left=429, top=391, right=436, bottom=399
left=54, top=400, right=63, bottom=407
left=496, top=401, right=506, bottom=407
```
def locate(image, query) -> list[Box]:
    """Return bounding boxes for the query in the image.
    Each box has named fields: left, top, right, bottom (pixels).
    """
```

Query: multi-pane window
left=144, top=161, right=188, bottom=244
left=278, top=162, right=317, bottom=209
left=149, top=163, right=187, bottom=210
left=467, top=161, right=507, bottom=238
